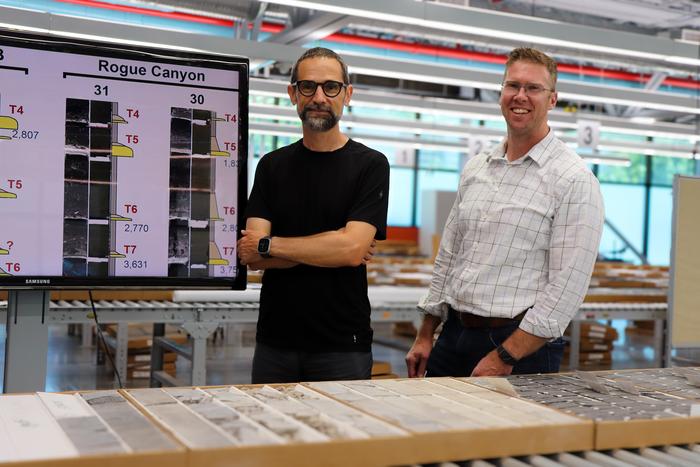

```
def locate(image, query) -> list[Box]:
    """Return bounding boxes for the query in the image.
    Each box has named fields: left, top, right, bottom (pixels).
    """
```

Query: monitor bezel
left=0, top=30, right=248, bottom=290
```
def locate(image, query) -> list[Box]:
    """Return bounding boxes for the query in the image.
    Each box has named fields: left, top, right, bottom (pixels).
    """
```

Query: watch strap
left=258, top=236, right=272, bottom=258
left=496, top=344, right=519, bottom=366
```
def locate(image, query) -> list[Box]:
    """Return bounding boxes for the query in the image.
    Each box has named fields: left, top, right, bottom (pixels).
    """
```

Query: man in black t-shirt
left=237, top=47, right=390, bottom=383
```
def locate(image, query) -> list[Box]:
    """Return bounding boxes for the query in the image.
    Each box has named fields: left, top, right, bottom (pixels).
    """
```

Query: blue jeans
left=426, top=312, right=565, bottom=377
left=252, top=342, right=373, bottom=383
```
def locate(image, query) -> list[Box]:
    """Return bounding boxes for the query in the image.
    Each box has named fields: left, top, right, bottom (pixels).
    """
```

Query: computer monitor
left=0, top=30, right=248, bottom=289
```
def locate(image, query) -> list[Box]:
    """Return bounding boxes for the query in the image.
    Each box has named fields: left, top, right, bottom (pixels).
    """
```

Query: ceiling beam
left=621, top=71, right=669, bottom=118
left=266, top=12, right=352, bottom=45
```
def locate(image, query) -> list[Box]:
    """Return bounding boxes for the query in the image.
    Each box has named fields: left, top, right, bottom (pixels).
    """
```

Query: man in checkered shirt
left=406, top=47, right=604, bottom=377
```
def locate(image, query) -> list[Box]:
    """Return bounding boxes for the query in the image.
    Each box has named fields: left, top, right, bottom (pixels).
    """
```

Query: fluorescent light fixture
left=351, top=136, right=467, bottom=153
left=50, top=30, right=201, bottom=52
left=558, top=91, right=700, bottom=116
left=580, top=124, right=700, bottom=144
left=664, top=56, right=700, bottom=67
left=250, top=121, right=470, bottom=152
left=251, top=89, right=290, bottom=99
left=598, top=144, right=694, bottom=159
left=0, top=22, right=50, bottom=34
left=349, top=98, right=500, bottom=122
left=348, top=63, right=502, bottom=92
left=630, top=117, right=657, bottom=125
left=250, top=127, right=301, bottom=139
left=0, top=19, right=202, bottom=53
left=581, top=155, right=631, bottom=167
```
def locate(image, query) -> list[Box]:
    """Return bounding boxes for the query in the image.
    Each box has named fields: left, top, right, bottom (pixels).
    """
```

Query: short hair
left=504, top=47, right=558, bottom=89
left=290, top=47, right=350, bottom=85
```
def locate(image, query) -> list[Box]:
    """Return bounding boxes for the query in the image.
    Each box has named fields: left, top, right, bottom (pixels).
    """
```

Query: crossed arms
left=237, top=217, right=377, bottom=270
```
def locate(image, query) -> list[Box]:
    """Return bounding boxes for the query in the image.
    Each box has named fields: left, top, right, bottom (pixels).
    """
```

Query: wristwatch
left=495, top=344, right=519, bottom=366
left=257, top=236, right=272, bottom=258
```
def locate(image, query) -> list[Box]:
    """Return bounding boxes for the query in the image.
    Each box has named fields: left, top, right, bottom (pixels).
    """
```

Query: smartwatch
left=495, top=344, right=519, bottom=366
left=257, top=236, right=272, bottom=258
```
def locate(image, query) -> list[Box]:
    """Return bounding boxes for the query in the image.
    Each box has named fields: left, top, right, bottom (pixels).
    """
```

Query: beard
left=299, top=103, right=340, bottom=132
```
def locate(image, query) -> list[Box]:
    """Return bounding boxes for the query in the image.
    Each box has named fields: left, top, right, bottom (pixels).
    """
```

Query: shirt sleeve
left=245, top=155, right=273, bottom=222
left=519, top=171, right=605, bottom=338
left=347, top=151, right=390, bottom=240
left=417, top=170, right=469, bottom=321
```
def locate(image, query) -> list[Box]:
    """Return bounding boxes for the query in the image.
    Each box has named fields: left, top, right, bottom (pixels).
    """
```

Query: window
left=647, top=187, right=673, bottom=265
left=598, top=183, right=645, bottom=263
left=651, top=156, right=696, bottom=186
left=415, top=170, right=459, bottom=225
left=388, top=167, right=415, bottom=226
left=597, top=154, right=647, bottom=184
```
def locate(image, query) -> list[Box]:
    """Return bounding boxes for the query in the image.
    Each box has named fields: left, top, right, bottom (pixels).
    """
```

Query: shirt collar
left=487, top=129, right=555, bottom=167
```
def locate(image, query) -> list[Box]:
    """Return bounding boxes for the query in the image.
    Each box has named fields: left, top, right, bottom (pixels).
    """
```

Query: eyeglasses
left=501, top=81, right=554, bottom=96
left=293, top=80, right=347, bottom=98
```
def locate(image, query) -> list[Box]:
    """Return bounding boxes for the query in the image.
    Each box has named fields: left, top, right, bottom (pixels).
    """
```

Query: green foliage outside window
left=651, top=156, right=696, bottom=186
left=596, top=154, right=647, bottom=184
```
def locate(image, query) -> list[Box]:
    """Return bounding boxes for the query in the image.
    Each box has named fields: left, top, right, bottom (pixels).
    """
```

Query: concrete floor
left=0, top=320, right=664, bottom=393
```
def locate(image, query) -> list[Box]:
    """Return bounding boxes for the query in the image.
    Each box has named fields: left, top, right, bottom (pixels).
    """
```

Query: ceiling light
left=630, top=117, right=657, bottom=125
left=580, top=155, right=631, bottom=167
left=557, top=91, right=700, bottom=116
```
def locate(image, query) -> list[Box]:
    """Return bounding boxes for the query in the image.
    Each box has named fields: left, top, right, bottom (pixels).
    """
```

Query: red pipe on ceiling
left=56, top=0, right=235, bottom=27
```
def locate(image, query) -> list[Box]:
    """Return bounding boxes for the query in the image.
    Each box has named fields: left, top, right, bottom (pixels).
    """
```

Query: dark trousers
left=251, top=342, right=373, bottom=384
left=426, top=312, right=565, bottom=377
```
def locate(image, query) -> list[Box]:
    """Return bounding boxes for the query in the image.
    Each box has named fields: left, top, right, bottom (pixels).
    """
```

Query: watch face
left=257, top=237, right=271, bottom=254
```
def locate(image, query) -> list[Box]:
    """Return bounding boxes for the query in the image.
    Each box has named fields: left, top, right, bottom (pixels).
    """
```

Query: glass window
left=418, top=150, right=461, bottom=171
left=598, top=183, right=645, bottom=263
left=250, top=94, right=279, bottom=105
left=650, top=156, right=696, bottom=186
left=596, top=153, right=647, bottom=184
left=415, top=170, right=459, bottom=226
left=355, top=142, right=414, bottom=168
left=647, top=187, right=673, bottom=266
left=419, top=114, right=464, bottom=125
left=349, top=105, right=416, bottom=121
left=388, top=167, right=415, bottom=226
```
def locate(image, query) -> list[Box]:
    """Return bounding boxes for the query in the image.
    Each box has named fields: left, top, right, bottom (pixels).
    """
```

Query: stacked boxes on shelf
left=564, top=322, right=619, bottom=369
left=104, top=323, right=185, bottom=379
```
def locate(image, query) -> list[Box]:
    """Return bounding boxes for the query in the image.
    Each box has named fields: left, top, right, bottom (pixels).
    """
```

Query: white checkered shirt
left=419, top=131, right=604, bottom=338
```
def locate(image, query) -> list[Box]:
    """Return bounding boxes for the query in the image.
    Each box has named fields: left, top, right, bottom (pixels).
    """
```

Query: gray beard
left=299, top=106, right=340, bottom=132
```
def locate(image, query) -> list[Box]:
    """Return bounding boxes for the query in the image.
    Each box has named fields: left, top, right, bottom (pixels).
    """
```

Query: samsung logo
left=25, top=279, right=50, bottom=285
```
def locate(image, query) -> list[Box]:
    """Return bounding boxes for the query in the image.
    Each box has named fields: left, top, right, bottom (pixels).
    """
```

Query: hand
left=237, top=229, right=268, bottom=265
left=405, top=335, right=433, bottom=378
left=470, top=350, right=514, bottom=377
left=362, top=239, right=377, bottom=265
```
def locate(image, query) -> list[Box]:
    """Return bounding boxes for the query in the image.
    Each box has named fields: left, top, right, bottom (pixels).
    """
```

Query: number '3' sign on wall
left=577, top=120, right=600, bottom=150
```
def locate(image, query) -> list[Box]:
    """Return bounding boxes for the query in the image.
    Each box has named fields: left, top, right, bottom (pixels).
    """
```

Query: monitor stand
left=3, top=290, right=49, bottom=393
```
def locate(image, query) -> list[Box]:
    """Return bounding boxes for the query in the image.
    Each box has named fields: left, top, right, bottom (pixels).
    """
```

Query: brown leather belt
left=449, top=307, right=526, bottom=329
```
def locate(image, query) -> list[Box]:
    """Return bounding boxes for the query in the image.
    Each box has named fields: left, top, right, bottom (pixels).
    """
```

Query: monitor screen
left=0, top=31, right=248, bottom=289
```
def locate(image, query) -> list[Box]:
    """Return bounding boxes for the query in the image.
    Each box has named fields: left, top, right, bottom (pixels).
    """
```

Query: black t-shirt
left=246, top=139, right=390, bottom=352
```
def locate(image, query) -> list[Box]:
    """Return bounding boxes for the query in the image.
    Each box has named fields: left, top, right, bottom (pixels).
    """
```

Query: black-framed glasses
left=501, top=81, right=554, bottom=96
left=293, top=80, right=347, bottom=97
